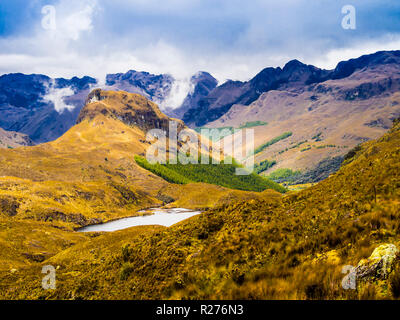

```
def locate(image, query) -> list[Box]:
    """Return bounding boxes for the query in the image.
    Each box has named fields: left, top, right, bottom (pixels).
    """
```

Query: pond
left=78, top=208, right=202, bottom=232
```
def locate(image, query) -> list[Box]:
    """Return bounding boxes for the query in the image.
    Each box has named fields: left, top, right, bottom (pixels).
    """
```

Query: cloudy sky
left=0, top=0, right=400, bottom=83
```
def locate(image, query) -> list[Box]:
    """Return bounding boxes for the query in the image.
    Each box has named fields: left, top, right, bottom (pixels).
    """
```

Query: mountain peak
left=76, top=89, right=183, bottom=133
left=283, top=59, right=307, bottom=70
left=192, top=71, right=215, bottom=79
left=332, top=50, right=400, bottom=79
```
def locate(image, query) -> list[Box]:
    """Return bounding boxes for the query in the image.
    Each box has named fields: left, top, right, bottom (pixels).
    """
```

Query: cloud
left=43, top=82, right=76, bottom=113
left=307, top=36, right=400, bottom=69
left=37, top=0, right=97, bottom=50
left=159, top=78, right=195, bottom=110
left=0, top=0, right=399, bottom=83
left=59, top=1, right=96, bottom=41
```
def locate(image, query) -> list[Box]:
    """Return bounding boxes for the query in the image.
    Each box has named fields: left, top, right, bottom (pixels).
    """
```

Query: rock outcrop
left=355, top=244, right=399, bottom=281
left=77, top=89, right=185, bottom=134
left=0, top=127, right=34, bottom=148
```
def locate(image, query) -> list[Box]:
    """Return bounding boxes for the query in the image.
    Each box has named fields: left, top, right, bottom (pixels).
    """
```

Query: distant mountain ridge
left=105, top=70, right=217, bottom=119
left=1, top=50, right=399, bottom=144
left=105, top=70, right=174, bottom=104
left=182, top=50, right=400, bottom=126
left=0, top=73, right=97, bottom=143
left=207, top=50, right=400, bottom=180
left=0, top=70, right=216, bottom=143
left=165, top=72, right=218, bottom=119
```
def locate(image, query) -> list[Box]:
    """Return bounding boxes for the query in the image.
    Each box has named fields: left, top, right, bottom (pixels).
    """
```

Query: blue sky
left=0, top=0, right=400, bottom=82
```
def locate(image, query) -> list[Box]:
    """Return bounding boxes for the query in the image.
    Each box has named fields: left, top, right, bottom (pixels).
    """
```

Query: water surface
left=78, top=208, right=201, bottom=232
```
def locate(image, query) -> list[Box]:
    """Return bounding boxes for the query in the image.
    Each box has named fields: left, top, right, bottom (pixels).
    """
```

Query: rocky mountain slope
left=165, top=72, right=218, bottom=119
left=205, top=51, right=400, bottom=181
left=0, top=70, right=217, bottom=144
left=0, top=128, right=34, bottom=148
left=182, top=50, right=400, bottom=127
left=105, top=70, right=217, bottom=119
left=2, top=117, right=399, bottom=300
left=105, top=70, right=174, bottom=105
left=182, top=59, right=331, bottom=126
left=0, top=73, right=97, bottom=143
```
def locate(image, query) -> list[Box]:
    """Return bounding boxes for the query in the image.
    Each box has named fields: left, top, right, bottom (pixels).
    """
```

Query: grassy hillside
left=269, top=156, right=344, bottom=185
left=194, top=121, right=268, bottom=142
left=193, top=126, right=235, bottom=142
left=134, top=155, right=286, bottom=193
left=0, top=90, right=288, bottom=275
left=207, top=70, right=400, bottom=179
left=3, top=119, right=399, bottom=300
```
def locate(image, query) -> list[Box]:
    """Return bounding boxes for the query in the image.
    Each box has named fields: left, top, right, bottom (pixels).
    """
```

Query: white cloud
left=42, top=0, right=97, bottom=42
left=62, top=2, right=96, bottom=41
left=1, top=34, right=400, bottom=86
left=307, top=36, right=400, bottom=69
left=0, top=0, right=399, bottom=85
left=43, top=84, right=76, bottom=114
left=159, top=78, right=195, bottom=110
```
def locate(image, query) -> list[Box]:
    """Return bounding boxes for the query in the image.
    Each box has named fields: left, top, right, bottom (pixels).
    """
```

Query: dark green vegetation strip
left=267, top=168, right=301, bottom=182
left=135, top=155, right=286, bottom=193
left=238, top=121, right=268, bottom=129
left=254, top=132, right=293, bottom=155
left=254, top=159, right=276, bottom=174
left=268, top=156, right=344, bottom=185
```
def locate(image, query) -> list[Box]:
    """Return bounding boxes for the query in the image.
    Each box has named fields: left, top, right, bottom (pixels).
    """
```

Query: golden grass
left=1, top=119, right=395, bottom=300
left=0, top=90, right=399, bottom=300
left=0, top=90, right=275, bottom=282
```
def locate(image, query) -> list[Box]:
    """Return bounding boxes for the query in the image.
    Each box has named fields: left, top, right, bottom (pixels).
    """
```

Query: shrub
left=120, top=263, right=134, bottom=281
left=121, top=244, right=133, bottom=262
left=254, top=159, right=276, bottom=174
left=238, top=121, right=268, bottom=129
left=267, top=168, right=301, bottom=182
left=254, top=132, right=293, bottom=155
left=305, top=283, right=328, bottom=300
left=312, top=132, right=323, bottom=141
left=343, top=144, right=362, bottom=164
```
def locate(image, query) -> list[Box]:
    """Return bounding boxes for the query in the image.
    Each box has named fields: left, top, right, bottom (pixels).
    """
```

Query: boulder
left=355, top=244, right=399, bottom=281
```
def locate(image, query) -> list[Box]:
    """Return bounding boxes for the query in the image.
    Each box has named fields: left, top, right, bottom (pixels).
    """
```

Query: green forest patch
left=135, top=155, right=286, bottom=193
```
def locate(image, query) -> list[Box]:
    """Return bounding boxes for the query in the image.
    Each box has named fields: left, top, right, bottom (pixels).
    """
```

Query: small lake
left=78, top=208, right=202, bottom=232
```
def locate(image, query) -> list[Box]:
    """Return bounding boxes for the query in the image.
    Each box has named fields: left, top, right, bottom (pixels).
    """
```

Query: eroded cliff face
left=77, top=89, right=186, bottom=134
